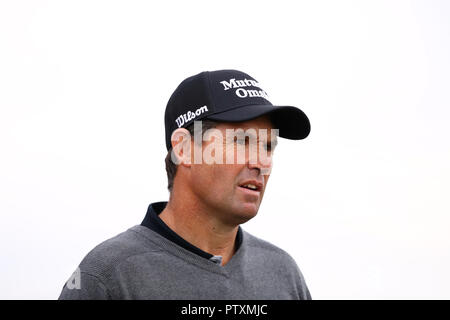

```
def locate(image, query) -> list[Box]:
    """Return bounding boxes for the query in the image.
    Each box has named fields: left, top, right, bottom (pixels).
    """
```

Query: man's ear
left=170, top=128, right=192, bottom=167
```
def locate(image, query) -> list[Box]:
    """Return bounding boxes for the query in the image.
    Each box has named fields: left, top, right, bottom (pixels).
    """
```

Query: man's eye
left=234, top=137, right=246, bottom=144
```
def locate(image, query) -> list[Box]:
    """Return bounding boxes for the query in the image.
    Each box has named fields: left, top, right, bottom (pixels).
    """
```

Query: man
left=59, top=69, right=312, bottom=300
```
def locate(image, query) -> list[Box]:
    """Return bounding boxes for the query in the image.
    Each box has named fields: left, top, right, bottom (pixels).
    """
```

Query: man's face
left=188, top=115, right=277, bottom=226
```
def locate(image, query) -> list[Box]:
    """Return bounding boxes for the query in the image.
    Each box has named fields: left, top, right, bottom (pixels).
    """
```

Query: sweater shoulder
left=77, top=225, right=161, bottom=279
left=242, top=230, right=300, bottom=266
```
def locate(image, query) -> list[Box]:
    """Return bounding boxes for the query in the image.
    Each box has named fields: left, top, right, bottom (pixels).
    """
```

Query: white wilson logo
left=175, top=105, right=209, bottom=128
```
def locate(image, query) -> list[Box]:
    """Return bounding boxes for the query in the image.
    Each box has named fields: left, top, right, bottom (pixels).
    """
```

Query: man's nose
left=247, top=147, right=272, bottom=176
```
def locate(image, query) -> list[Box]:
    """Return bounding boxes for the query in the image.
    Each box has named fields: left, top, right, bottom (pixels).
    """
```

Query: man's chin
left=229, top=203, right=259, bottom=225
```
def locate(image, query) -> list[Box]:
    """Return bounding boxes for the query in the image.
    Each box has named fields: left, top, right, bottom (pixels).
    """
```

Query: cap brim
left=206, top=104, right=310, bottom=140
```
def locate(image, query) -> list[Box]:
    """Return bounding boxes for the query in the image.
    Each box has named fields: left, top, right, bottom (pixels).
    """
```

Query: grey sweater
left=58, top=225, right=311, bottom=299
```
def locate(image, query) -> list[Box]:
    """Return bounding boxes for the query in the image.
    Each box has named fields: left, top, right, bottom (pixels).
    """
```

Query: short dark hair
left=165, top=119, right=218, bottom=192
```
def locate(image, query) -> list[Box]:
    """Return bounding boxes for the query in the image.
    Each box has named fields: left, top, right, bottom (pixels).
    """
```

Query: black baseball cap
left=164, top=69, right=310, bottom=151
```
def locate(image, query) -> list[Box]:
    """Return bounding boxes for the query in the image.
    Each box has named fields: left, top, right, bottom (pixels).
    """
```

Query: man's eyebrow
left=225, top=129, right=278, bottom=146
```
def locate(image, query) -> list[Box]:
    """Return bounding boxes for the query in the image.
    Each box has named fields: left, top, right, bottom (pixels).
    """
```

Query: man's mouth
left=240, top=184, right=258, bottom=191
left=238, top=181, right=263, bottom=193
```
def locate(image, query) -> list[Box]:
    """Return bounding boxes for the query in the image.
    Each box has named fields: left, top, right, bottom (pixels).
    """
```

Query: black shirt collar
left=141, top=201, right=243, bottom=260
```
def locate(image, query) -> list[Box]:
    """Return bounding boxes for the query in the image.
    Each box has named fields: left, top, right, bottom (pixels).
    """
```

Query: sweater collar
left=141, top=201, right=243, bottom=263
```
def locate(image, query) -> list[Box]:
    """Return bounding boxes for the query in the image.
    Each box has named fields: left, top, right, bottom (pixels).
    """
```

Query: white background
left=1, top=0, right=449, bottom=299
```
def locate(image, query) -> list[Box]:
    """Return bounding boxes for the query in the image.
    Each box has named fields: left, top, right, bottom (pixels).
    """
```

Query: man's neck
left=159, top=194, right=239, bottom=266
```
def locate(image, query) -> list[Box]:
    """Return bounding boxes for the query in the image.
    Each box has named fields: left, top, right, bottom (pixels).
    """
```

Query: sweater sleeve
left=295, top=265, right=312, bottom=300
left=284, top=254, right=312, bottom=300
left=58, top=271, right=111, bottom=300
left=302, top=282, right=312, bottom=300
